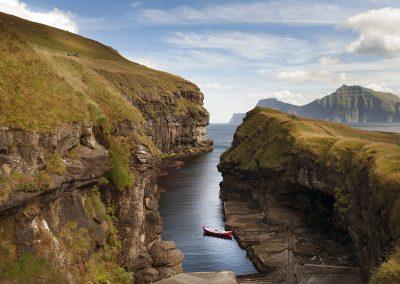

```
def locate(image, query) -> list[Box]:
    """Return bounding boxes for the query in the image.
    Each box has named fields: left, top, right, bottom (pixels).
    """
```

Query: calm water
left=158, top=124, right=257, bottom=274
left=158, top=122, right=400, bottom=273
left=348, top=122, right=400, bottom=133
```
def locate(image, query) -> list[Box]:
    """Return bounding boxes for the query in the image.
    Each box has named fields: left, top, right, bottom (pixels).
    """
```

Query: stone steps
left=224, top=201, right=365, bottom=284
left=225, top=213, right=265, bottom=229
left=295, top=264, right=364, bottom=284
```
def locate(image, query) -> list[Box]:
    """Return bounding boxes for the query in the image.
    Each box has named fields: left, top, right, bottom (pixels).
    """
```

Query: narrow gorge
left=2, top=6, right=400, bottom=284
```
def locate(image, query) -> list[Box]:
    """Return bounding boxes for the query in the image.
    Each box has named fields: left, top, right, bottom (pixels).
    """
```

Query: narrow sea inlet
left=159, top=122, right=400, bottom=275
left=158, top=124, right=257, bottom=274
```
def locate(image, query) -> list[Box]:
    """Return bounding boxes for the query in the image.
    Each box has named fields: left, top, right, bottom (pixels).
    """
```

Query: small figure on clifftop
left=67, top=52, right=80, bottom=57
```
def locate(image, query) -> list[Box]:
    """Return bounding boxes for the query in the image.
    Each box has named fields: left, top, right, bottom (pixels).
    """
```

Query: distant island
left=230, top=85, right=400, bottom=123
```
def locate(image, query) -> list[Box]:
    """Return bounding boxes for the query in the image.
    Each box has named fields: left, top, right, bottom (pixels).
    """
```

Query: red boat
left=202, top=226, right=233, bottom=239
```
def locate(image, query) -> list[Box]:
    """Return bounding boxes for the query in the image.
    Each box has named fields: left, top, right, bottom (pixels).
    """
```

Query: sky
left=1, top=1, right=400, bottom=122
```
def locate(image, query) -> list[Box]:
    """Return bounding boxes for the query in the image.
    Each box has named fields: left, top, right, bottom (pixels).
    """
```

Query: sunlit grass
left=222, top=107, right=400, bottom=281
left=0, top=12, right=208, bottom=131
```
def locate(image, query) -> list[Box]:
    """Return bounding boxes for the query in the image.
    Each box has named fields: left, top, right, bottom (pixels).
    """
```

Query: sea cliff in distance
left=230, top=85, right=400, bottom=123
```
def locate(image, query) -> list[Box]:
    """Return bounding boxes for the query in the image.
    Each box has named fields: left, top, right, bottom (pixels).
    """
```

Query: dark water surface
left=158, top=122, right=400, bottom=273
left=158, top=124, right=257, bottom=274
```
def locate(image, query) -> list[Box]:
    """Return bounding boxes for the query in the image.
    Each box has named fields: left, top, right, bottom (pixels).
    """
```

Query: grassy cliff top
left=222, top=108, right=400, bottom=240
left=222, top=107, right=400, bottom=192
left=0, top=12, right=124, bottom=62
left=221, top=107, right=400, bottom=284
left=0, top=12, right=207, bottom=131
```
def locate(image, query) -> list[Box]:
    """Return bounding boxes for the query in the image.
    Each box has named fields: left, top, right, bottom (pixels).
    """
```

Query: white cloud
left=203, top=83, right=221, bottom=90
left=0, top=0, right=78, bottom=33
left=276, top=71, right=309, bottom=82
left=366, top=83, right=395, bottom=93
left=199, top=83, right=235, bottom=91
left=345, top=8, right=400, bottom=56
left=319, top=56, right=340, bottom=65
left=165, top=31, right=309, bottom=60
left=248, top=90, right=319, bottom=105
left=139, top=1, right=355, bottom=25
left=276, top=70, right=347, bottom=84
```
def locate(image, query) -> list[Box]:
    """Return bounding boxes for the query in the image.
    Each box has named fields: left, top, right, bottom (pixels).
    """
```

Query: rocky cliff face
left=0, top=12, right=212, bottom=283
left=219, top=107, right=400, bottom=283
left=230, top=85, right=400, bottom=123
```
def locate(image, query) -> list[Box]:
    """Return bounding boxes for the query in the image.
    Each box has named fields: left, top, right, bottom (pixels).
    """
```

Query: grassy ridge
left=223, top=107, right=400, bottom=170
left=0, top=12, right=207, bottom=131
left=223, top=107, right=400, bottom=206
left=0, top=11, right=209, bottom=283
left=0, top=11, right=206, bottom=200
left=0, top=12, right=125, bottom=62
left=222, top=107, right=400, bottom=282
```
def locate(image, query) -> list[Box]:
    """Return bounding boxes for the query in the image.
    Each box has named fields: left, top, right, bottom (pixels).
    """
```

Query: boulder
left=135, top=267, right=160, bottom=283
left=150, top=241, right=184, bottom=267
left=157, top=263, right=183, bottom=279
left=128, top=253, right=153, bottom=271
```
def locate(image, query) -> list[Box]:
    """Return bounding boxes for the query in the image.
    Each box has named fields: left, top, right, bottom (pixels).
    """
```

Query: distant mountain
left=229, top=113, right=246, bottom=123
left=300, top=85, right=400, bottom=122
left=229, top=98, right=299, bottom=123
left=257, top=98, right=300, bottom=113
left=230, top=85, right=400, bottom=123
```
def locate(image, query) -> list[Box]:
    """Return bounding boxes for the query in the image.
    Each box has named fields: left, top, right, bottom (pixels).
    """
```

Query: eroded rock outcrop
left=0, top=118, right=203, bottom=283
left=219, top=107, right=400, bottom=283
left=0, top=11, right=212, bottom=284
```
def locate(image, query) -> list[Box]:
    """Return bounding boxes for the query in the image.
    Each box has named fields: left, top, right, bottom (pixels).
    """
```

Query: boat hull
left=203, top=226, right=233, bottom=239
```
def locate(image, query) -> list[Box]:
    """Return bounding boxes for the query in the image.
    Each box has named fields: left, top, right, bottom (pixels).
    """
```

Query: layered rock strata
left=219, top=107, right=400, bottom=283
left=0, top=113, right=211, bottom=283
left=0, top=11, right=212, bottom=284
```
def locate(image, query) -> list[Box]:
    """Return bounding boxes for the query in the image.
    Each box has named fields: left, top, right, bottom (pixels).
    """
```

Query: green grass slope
left=222, top=107, right=400, bottom=282
left=0, top=11, right=210, bottom=200
left=0, top=12, right=207, bottom=131
left=223, top=107, right=400, bottom=207
left=223, top=107, right=400, bottom=173
left=0, top=11, right=130, bottom=61
left=0, top=12, right=209, bottom=283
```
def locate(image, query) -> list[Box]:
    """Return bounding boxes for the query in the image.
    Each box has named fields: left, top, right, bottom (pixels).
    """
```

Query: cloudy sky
left=2, top=0, right=400, bottom=122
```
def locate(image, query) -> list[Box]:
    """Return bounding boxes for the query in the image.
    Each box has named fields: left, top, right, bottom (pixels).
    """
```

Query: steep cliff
left=229, top=85, right=400, bottom=123
left=0, top=12, right=211, bottom=283
left=219, top=107, right=400, bottom=283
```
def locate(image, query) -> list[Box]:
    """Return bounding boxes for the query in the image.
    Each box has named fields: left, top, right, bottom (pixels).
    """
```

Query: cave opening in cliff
left=275, top=183, right=353, bottom=246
